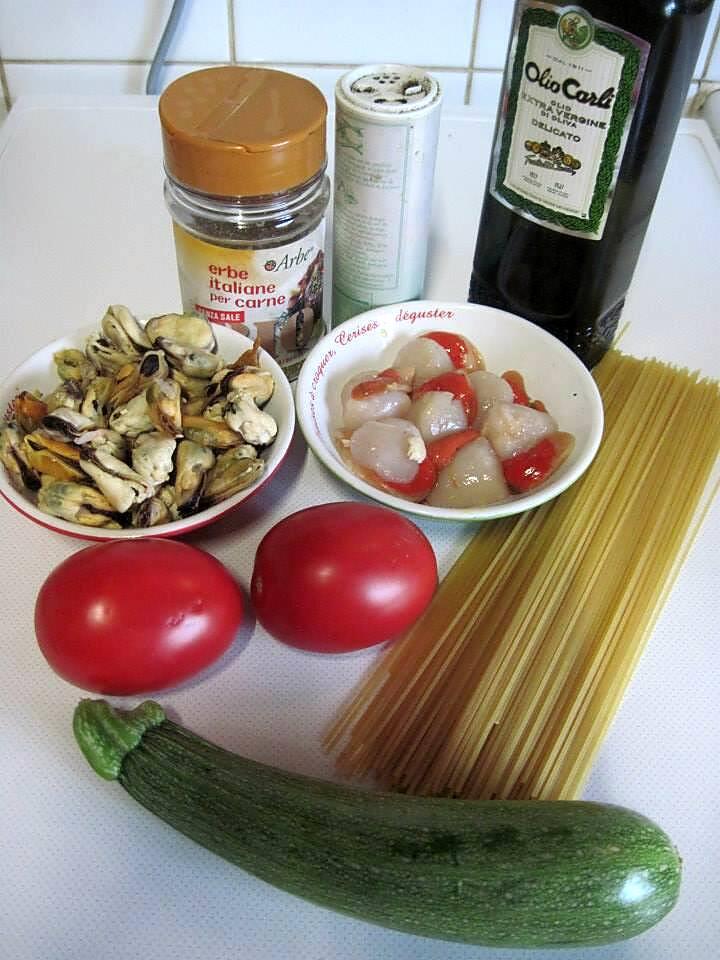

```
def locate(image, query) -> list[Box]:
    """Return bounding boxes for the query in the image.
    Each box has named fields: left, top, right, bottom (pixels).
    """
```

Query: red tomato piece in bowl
left=421, top=331, right=484, bottom=372
left=250, top=502, right=437, bottom=653
left=34, top=539, right=244, bottom=694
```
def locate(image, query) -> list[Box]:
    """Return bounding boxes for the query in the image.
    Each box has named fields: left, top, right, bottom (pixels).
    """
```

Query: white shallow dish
left=296, top=300, right=604, bottom=522
left=0, top=321, right=295, bottom=540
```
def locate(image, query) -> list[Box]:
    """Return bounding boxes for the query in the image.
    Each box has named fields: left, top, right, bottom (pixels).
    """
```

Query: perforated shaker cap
left=336, top=64, right=442, bottom=120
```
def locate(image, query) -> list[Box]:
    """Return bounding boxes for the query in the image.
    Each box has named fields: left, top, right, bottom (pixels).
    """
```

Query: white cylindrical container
left=332, top=65, right=442, bottom=326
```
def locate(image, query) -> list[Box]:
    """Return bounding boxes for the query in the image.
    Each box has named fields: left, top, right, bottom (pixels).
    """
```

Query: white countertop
left=1, top=96, right=718, bottom=960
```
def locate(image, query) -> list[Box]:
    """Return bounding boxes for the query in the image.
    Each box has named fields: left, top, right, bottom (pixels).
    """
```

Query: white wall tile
left=705, top=23, right=720, bottom=80
left=271, top=66, right=354, bottom=109
left=264, top=65, right=469, bottom=110
left=419, top=69, right=469, bottom=108
left=696, top=4, right=720, bottom=78
left=0, top=0, right=229, bottom=62
left=473, top=0, right=514, bottom=71
left=3, top=61, right=471, bottom=112
left=467, top=70, right=503, bottom=116
left=232, top=0, right=477, bottom=68
left=5, top=63, right=150, bottom=99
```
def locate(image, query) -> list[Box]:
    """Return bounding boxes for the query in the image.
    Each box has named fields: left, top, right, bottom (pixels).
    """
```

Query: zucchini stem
left=73, top=699, right=166, bottom=780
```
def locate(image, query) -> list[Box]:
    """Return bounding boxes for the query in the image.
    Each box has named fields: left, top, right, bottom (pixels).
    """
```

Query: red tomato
left=250, top=503, right=437, bottom=653
left=34, top=539, right=244, bottom=694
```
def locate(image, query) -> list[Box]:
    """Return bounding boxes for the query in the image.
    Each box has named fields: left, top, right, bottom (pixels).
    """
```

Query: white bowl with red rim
left=296, top=300, right=604, bottom=522
left=0, top=322, right=295, bottom=540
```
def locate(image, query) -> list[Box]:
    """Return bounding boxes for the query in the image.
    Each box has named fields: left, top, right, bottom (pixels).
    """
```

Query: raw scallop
left=409, top=391, right=468, bottom=442
left=427, top=437, right=509, bottom=508
left=483, top=401, right=558, bottom=459
left=468, top=370, right=514, bottom=427
left=393, top=338, right=455, bottom=386
left=341, top=371, right=412, bottom=430
left=349, top=418, right=426, bottom=485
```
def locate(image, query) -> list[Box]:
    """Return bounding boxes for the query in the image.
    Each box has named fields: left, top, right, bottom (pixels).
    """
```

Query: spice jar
left=159, top=66, right=331, bottom=380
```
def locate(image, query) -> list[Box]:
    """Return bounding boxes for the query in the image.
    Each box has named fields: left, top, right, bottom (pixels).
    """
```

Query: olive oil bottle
left=468, top=0, right=715, bottom=367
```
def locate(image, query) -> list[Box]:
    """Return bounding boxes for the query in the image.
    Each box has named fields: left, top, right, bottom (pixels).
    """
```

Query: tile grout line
left=0, top=55, right=10, bottom=112
left=1, top=57, right=507, bottom=75
left=0, top=57, right=713, bottom=85
left=227, top=0, right=237, bottom=64
left=464, top=0, right=484, bottom=105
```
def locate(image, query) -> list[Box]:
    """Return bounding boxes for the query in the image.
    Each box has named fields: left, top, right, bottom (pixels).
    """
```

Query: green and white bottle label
left=490, top=3, right=650, bottom=240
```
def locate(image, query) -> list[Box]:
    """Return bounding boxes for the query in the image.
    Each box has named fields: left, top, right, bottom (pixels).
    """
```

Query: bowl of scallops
left=296, top=300, right=604, bottom=522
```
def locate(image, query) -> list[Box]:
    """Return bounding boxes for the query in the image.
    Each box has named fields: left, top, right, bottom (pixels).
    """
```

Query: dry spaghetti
left=324, top=349, right=720, bottom=800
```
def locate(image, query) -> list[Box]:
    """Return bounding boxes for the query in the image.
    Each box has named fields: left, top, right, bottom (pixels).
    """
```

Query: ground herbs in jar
left=159, top=66, right=331, bottom=380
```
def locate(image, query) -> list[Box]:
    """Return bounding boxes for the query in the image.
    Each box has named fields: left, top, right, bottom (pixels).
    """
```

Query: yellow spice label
left=172, top=223, right=326, bottom=380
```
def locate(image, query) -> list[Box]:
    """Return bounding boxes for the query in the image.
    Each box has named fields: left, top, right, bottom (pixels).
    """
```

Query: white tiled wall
left=1, top=0, right=719, bottom=122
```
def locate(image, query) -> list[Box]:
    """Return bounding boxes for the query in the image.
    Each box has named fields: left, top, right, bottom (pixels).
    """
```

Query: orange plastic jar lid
left=159, top=66, right=328, bottom=198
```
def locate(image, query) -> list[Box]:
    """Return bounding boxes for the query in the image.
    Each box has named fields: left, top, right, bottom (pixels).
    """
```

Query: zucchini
left=73, top=699, right=681, bottom=948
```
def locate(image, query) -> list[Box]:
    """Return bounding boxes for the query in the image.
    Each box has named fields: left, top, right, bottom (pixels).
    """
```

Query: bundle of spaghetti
left=324, top=349, right=720, bottom=800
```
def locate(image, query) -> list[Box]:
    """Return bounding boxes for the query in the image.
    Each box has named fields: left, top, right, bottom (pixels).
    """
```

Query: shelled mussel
left=0, top=306, right=277, bottom=529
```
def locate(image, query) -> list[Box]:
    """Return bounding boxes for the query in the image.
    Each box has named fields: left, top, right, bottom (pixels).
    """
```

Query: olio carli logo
left=557, top=8, right=594, bottom=51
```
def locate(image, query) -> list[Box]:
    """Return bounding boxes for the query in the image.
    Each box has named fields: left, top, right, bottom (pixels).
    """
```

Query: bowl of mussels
left=0, top=306, right=295, bottom=539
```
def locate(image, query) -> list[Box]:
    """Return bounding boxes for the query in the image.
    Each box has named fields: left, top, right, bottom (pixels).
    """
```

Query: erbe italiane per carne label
left=173, top=223, right=326, bottom=380
left=491, top=2, right=650, bottom=239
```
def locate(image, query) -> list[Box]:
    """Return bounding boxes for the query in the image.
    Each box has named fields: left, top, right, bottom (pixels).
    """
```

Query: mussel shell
left=145, top=313, right=217, bottom=353
left=79, top=447, right=154, bottom=513
left=37, top=480, right=120, bottom=528
left=41, top=407, right=97, bottom=441
left=109, top=351, right=173, bottom=412
left=174, top=439, right=215, bottom=515
left=80, top=376, right=113, bottom=426
left=139, top=350, right=170, bottom=380
left=130, top=494, right=172, bottom=528
left=44, top=380, right=85, bottom=414
left=171, top=367, right=211, bottom=400
left=157, top=341, right=222, bottom=379
left=0, top=423, right=41, bottom=491
left=181, top=415, right=243, bottom=449
left=205, top=365, right=274, bottom=406
left=85, top=333, right=137, bottom=376
left=224, top=394, right=277, bottom=447
left=22, top=439, right=86, bottom=483
left=53, top=348, right=96, bottom=384
left=201, top=446, right=264, bottom=506
left=131, top=432, right=176, bottom=486
left=101, top=305, right=152, bottom=353
left=180, top=396, right=209, bottom=418
left=146, top=379, right=183, bottom=437
left=108, top=392, right=155, bottom=438
left=74, top=428, right=127, bottom=460
left=13, top=391, right=49, bottom=433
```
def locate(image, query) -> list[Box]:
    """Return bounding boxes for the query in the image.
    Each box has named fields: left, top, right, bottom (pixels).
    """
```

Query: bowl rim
left=0, top=321, right=296, bottom=540
left=296, top=299, right=604, bottom=522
